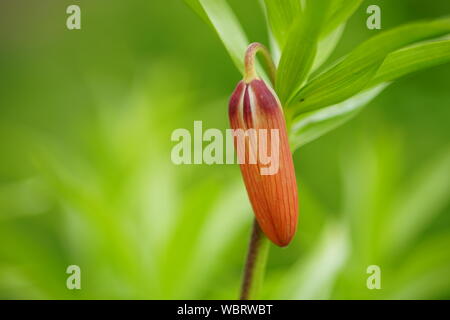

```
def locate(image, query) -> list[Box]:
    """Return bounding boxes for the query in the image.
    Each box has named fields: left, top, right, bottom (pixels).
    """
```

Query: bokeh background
left=0, top=0, right=449, bottom=299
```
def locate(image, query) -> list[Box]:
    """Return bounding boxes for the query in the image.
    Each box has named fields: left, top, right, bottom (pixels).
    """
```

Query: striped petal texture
left=229, top=76, right=298, bottom=247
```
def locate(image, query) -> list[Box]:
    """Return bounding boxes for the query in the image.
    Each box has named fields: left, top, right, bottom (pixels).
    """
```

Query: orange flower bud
left=228, top=43, right=298, bottom=247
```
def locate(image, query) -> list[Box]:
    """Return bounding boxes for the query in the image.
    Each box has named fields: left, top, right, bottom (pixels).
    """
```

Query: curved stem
left=244, top=42, right=277, bottom=86
left=240, top=219, right=270, bottom=300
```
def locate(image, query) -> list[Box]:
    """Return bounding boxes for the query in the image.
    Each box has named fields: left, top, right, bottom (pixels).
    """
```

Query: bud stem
left=244, top=43, right=276, bottom=86
left=240, top=43, right=277, bottom=300
left=240, top=219, right=270, bottom=300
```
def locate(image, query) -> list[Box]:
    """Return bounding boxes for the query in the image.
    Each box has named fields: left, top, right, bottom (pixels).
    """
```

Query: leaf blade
left=276, top=0, right=331, bottom=103
left=385, top=148, right=450, bottom=255
left=312, top=23, right=346, bottom=72
left=369, top=39, right=450, bottom=87
left=263, top=0, right=302, bottom=49
left=321, top=0, right=362, bottom=37
left=290, top=18, right=450, bottom=114
left=289, top=84, right=388, bottom=150
left=185, top=0, right=249, bottom=74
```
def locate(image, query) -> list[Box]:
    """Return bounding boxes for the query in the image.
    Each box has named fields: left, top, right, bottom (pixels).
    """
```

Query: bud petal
left=229, top=77, right=298, bottom=247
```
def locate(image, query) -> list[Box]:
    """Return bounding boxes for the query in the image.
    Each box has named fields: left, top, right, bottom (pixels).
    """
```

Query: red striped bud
left=229, top=43, right=298, bottom=247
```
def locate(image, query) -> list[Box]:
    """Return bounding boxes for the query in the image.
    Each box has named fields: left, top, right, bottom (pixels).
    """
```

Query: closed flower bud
left=228, top=43, right=298, bottom=247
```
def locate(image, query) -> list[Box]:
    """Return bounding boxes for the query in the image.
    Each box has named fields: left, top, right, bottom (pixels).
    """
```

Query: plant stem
left=240, top=219, right=270, bottom=300
left=244, top=42, right=277, bottom=86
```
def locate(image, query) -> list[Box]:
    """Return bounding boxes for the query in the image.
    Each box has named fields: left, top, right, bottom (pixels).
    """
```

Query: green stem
left=240, top=219, right=270, bottom=300
left=244, top=42, right=277, bottom=86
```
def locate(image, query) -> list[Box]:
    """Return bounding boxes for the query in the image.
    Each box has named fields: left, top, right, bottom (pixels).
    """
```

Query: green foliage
left=290, top=18, right=450, bottom=114
left=0, top=0, right=449, bottom=300
left=370, top=39, right=450, bottom=86
left=276, top=0, right=331, bottom=103
left=263, top=0, right=302, bottom=48
left=190, top=0, right=450, bottom=148
left=184, top=0, right=249, bottom=73
left=289, top=84, right=388, bottom=150
left=321, top=0, right=363, bottom=37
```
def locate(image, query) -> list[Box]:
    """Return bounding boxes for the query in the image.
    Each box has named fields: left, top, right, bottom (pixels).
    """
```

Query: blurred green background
left=0, top=0, right=449, bottom=299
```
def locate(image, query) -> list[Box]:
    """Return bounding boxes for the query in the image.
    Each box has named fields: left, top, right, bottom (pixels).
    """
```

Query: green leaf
left=389, top=233, right=450, bottom=299
left=277, top=222, right=349, bottom=299
left=369, top=39, right=450, bottom=87
left=312, top=23, right=346, bottom=72
left=276, top=0, right=331, bottom=103
left=385, top=148, right=450, bottom=255
left=263, top=0, right=302, bottom=48
left=183, top=0, right=211, bottom=24
left=321, top=0, right=362, bottom=37
left=184, top=0, right=249, bottom=74
left=290, top=18, right=450, bottom=114
left=309, top=0, right=362, bottom=71
left=289, top=84, right=388, bottom=150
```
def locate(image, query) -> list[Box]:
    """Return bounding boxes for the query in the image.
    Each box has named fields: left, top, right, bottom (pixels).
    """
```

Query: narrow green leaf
left=290, top=18, right=450, bottom=114
left=263, top=0, right=302, bottom=48
left=276, top=0, right=331, bottom=103
left=289, top=84, right=388, bottom=150
left=184, top=0, right=249, bottom=74
left=385, top=148, right=450, bottom=255
left=277, top=222, right=349, bottom=299
left=369, top=39, right=450, bottom=87
left=258, top=0, right=282, bottom=67
left=389, top=233, right=450, bottom=299
left=312, top=23, right=346, bottom=72
left=183, top=0, right=211, bottom=25
left=309, top=0, right=361, bottom=72
left=322, top=0, right=362, bottom=37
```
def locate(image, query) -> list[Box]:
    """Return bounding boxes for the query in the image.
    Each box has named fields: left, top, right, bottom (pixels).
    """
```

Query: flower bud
left=228, top=43, right=298, bottom=247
